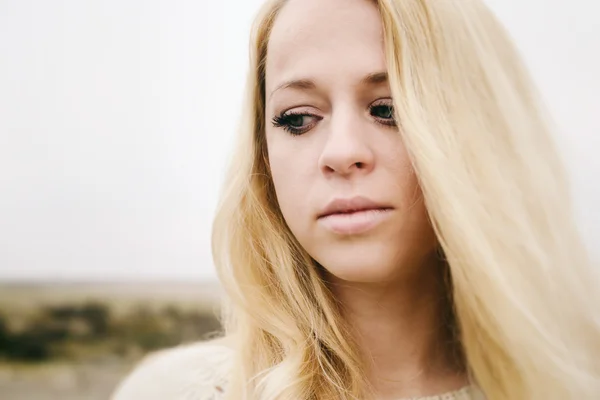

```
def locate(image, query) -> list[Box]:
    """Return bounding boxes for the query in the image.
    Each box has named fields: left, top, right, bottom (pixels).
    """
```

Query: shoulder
left=111, top=337, right=234, bottom=400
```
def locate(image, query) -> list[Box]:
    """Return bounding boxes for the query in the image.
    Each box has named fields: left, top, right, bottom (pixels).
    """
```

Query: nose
left=318, top=109, right=375, bottom=177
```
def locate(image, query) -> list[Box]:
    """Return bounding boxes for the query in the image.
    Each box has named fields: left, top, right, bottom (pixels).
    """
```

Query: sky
left=0, top=0, right=598, bottom=282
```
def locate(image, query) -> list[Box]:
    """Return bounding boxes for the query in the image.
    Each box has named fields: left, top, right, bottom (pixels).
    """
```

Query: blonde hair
left=211, top=0, right=600, bottom=399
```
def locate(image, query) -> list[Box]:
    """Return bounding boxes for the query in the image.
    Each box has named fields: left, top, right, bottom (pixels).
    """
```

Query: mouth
left=317, top=197, right=394, bottom=235
left=317, top=196, right=392, bottom=218
left=318, top=206, right=393, bottom=219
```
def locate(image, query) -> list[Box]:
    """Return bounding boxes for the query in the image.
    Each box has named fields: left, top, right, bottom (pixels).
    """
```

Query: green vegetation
left=0, top=301, right=222, bottom=363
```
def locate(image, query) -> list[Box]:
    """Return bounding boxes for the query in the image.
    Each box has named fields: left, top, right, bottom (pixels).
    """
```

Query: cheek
left=382, top=142, right=437, bottom=245
left=267, top=134, right=316, bottom=231
left=401, top=181, right=437, bottom=254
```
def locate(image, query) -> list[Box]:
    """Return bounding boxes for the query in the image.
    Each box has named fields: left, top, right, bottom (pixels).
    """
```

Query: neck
left=325, top=255, right=467, bottom=399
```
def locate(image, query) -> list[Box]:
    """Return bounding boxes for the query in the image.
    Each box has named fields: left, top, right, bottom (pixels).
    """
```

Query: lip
left=317, top=196, right=393, bottom=235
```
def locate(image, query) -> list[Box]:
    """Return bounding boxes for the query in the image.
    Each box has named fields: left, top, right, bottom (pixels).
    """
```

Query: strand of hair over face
left=378, top=0, right=600, bottom=398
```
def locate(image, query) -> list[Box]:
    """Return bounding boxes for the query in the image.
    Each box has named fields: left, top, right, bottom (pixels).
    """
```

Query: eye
left=369, top=102, right=396, bottom=127
left=271, top=111, right=322, bottom=135
left=284, top=114, right=306, bottom=128
left=371, top=105, right=393, bottom=119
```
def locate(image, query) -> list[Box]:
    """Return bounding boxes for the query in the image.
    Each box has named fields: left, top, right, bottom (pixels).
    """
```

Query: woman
left=112, top=0, right=600, bottom=399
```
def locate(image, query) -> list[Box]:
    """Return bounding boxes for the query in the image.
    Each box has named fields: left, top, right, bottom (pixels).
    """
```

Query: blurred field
left=0, top=281, right=225, bottom=399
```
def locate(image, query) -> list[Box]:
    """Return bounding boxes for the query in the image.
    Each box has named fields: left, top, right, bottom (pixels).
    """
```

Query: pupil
left=374, top=105, right=393, bottom=119
left=288, top=115, right=304, bottom=127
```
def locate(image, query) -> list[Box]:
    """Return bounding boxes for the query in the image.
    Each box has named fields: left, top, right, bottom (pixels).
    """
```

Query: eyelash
left=271, top=112, right=321, bottom=135
left=271, top=103, right=397, bottom=136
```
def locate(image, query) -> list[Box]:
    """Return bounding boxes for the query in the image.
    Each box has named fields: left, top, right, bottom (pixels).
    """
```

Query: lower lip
left=318, top=209, right=393, bottom=235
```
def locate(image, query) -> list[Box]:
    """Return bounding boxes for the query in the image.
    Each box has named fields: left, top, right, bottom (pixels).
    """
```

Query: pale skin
left=264, top=0, right=468, bottom=399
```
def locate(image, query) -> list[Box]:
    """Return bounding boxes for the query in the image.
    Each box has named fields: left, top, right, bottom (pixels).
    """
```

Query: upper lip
left=317, top=196, right=393, bottom=218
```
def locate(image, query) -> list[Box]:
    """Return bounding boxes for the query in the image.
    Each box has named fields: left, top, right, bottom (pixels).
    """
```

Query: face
left=264, top=0, right=437, bottom=284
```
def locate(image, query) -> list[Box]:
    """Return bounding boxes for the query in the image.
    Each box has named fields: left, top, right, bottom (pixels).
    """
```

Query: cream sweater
left=111, top=341, right=482, bottom=400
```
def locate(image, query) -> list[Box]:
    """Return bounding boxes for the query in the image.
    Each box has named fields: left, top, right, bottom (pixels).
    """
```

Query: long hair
left=211, top=0, right=600, bottom=399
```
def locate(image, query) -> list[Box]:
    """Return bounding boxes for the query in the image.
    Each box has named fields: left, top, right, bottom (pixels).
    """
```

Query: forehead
left=265, top=0, right=385, bottom=92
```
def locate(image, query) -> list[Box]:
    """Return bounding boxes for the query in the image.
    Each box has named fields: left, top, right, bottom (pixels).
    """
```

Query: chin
left=314, top=247, right=401, bottom=284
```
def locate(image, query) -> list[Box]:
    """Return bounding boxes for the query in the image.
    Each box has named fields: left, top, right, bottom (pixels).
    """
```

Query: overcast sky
left=0, top=0, right=598, bottom=282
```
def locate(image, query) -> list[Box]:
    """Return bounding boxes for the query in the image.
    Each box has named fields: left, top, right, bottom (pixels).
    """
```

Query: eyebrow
left=269, top=71, right=388, bottom=99
left=270, top=79, right=316, bottom=98
left=360, top=71, right=388, bottom=86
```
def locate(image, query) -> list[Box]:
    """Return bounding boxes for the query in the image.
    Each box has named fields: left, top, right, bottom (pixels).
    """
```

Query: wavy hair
left=211, top=0, right=600, bottom=399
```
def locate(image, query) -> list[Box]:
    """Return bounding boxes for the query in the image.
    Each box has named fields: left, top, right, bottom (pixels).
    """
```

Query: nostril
left=355, top=162, right=364, bottom=169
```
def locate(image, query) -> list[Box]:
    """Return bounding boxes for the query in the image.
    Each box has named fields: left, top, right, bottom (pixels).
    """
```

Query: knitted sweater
left=111, top=340, right=482, bottom=400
